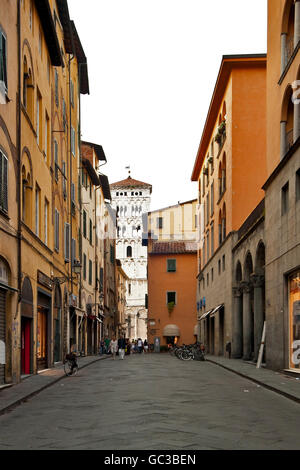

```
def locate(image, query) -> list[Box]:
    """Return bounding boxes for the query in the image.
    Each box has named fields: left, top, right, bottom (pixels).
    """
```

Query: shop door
left=0, top=288, right=6, bottom=384
left=21, top=317, right=32, bottom=375
left=37, top=307, right=48, bottom=370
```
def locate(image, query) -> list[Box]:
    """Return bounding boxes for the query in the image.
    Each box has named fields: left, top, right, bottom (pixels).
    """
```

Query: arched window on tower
left=127, top=246, right=132, bottom=258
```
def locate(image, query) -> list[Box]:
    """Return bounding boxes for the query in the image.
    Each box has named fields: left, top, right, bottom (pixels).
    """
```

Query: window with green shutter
left=167, top=259, right=176, bottom=273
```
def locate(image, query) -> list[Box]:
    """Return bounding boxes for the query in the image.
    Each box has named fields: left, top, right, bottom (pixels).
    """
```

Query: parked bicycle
left=172, top=343, right=205, bottom=361
left=64, top=353, right=79, bottom=376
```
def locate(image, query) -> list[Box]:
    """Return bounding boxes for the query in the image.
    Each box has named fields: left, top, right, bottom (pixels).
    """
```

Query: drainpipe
left=16, top=0, right=22, bottom=382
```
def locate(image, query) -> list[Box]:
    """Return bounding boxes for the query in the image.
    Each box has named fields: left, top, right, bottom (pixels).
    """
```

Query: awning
left=210, top=304, right=224, bottom=317
left=162, top=324, right=180, bottom=337
left=199, top=310, right=213, bottom=321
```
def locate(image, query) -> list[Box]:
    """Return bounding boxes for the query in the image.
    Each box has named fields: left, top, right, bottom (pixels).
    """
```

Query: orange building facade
left=263, top=0, right=300, bottom=371
left=192, top=55, right=267, bottom=359
left=147, top=241, right=197, bottom=349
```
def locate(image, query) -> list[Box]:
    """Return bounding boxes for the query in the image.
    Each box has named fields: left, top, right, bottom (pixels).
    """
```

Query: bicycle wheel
left=180, top=350, right=193, bottom=361
left=64, top=360, right=73, bottom=376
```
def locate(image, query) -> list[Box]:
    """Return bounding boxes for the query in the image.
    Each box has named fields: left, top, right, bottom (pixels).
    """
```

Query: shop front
left=21, top=277, right=34, bottom=376
left=289, top=271, right=300, bottom=370
left=37, top=289, right=51, bottom=371
left=0, top=286, right=7, bottom=384
left=162, top=324, right=180, bottom=346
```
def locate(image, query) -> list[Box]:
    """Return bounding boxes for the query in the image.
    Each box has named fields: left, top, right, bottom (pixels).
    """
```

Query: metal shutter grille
left=0, top=288, right=6, bottom=384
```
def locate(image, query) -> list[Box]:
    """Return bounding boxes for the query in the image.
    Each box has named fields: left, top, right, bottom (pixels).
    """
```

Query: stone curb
left=206, top=358, right=300, bottom=405
left=0, top=355, right=110, bottom=417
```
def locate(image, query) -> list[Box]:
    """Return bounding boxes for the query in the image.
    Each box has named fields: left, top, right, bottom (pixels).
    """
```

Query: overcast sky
left=68, top=0, right=267, bottom=211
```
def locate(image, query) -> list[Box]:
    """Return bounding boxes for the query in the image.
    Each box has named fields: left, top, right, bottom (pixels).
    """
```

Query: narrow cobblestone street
left=0, top=354, right=300, bottom=450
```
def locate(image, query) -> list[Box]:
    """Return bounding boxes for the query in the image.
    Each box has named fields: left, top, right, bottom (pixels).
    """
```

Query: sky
left=68, top=0, right=268, bottom=211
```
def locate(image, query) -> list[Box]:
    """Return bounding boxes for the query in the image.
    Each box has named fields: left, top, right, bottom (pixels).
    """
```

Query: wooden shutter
left=64, top=223, right=70, bottom=261
left=71, top=238, right=76, bottom=266
left=55, top=209, right=59, bottom=251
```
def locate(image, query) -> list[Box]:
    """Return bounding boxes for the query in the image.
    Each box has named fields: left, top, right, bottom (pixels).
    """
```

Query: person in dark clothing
left=118, top=336, right=126, bottom=360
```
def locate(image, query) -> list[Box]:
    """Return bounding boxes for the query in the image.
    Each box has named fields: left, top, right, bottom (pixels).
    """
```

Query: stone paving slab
left=0, top=355, right=110, bottom=415
left=1, top=352, right=300, bottom=420
left=206, top=355, right=300, bottom=403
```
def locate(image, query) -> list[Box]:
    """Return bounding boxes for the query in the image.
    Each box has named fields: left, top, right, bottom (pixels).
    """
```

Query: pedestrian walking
left=99, top=339, right=104, bottom=355
left=109, top=336, right=118, bottom=360
left=137, top=338, right=143, bottom=354
left=118, top=336, right=126, bottom=360
left=104, top=336, right=111, bottom=354
left=125, top=339, right=131, bottom=355
left=143, top=339, right=148, bottom=353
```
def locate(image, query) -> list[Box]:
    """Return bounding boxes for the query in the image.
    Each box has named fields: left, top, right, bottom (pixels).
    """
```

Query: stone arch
left=255, top=241, right=265, bottom=275
left=281, top=0, right=294, bottom=35
left=244, top=251, right=253, bottom=282
left=235, top=260, right=242, bottom=283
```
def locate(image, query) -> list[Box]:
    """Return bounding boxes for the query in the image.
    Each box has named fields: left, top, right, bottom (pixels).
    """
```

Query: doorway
left=21, top=317, right=32, bottom=375
left=37, top=307, right=48, bottom=370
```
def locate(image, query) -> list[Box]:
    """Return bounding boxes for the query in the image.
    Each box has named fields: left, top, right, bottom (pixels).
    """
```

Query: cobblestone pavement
left=1, top=353, right=300, bottom=450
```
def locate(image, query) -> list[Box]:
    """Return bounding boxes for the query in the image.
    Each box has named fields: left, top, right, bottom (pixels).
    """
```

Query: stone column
left=281, top=33, right=287, bottom=73
left=251, top=274, right=265, bottom=362
left=280, top=121, right=287, bottom=159
left=241, top=281, right=252, bottom=361
left=293, top=82, right=300, bottom=142
left=294, top=0, right=300, bottom=48
left=232, top=286, right=243, bottom=358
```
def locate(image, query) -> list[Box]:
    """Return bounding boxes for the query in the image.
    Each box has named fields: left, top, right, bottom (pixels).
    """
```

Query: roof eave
left=34, top=0, right=63, bottom=67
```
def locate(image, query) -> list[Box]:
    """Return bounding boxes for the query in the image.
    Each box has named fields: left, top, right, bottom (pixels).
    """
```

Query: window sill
left=0, top=208, right=10, bottom=220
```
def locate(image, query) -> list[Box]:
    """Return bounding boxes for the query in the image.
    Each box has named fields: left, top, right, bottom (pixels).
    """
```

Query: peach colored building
left=191, top=55, right=267, bottom=358
left=0, top=0, right=19, bottom=386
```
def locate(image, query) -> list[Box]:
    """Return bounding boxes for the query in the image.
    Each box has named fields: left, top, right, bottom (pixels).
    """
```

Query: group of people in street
left=99, top=336, right=150, bottom=359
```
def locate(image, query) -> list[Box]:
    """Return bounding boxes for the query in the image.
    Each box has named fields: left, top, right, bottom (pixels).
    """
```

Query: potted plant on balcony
left=167, top=301, right=175, bottom=313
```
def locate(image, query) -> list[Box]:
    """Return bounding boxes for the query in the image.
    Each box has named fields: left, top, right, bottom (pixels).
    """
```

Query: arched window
left=218, top=210, right=222, bottom=246
left=281, top=85, right=295, bottom=157
left=222, top=203, right=226, bottom=241
left=23, top=57, right=34, bottom=121
left=221, top=153, right=226, bottom=194
left=22, top=165, right=32, bottom=226
left=218, top=162, right=222, bottom=199
left=281, top=0, right=297, bottom=71
left=127, top=246, right=132, bottom=258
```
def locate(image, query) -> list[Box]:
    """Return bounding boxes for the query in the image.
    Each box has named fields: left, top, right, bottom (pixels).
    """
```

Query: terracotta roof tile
left=110, top=176, right=152, bottom=192
left=150, top=241, right=197, bottom=255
